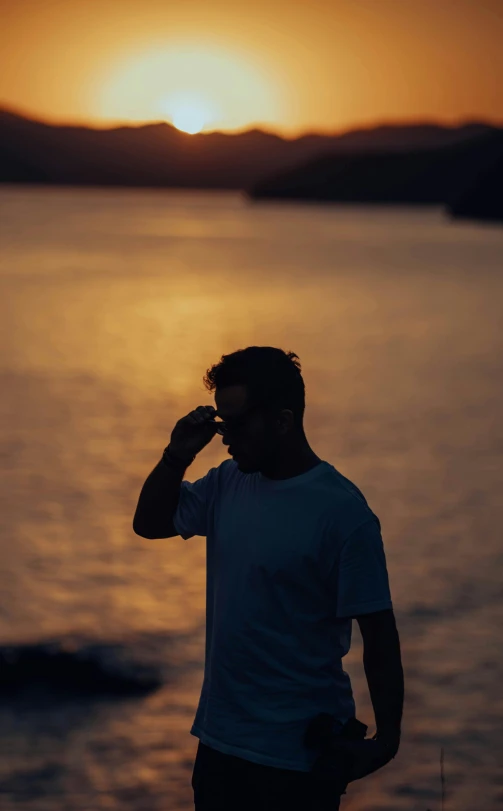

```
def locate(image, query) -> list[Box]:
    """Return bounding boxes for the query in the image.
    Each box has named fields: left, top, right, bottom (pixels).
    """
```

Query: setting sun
left=161, top=92, right=213, bottom=134
left=172, top=106, right=205, bottom=134
left=94, top=44, right=285, bottom=134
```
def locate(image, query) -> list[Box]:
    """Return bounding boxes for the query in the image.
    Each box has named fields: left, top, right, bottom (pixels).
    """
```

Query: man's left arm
left=357, top=607, right=404, bottom=753
left=326, top=517, right=404, bottom=780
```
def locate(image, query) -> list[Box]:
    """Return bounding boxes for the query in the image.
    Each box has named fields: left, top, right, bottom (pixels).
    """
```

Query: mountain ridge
left=1, top=106, right=499, bottom=191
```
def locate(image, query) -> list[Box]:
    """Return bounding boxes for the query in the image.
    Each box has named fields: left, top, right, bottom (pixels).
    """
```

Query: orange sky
left=1, top=0, right=502, bottom=137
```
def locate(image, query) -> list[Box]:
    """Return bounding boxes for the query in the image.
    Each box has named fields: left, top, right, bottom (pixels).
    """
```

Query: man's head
left=202, top=346, right=306, bottom=473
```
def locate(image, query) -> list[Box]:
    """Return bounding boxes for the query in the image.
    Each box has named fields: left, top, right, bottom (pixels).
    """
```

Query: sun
left=172, top=103, right=206, bottom=134
left=97, top=45, right=287, bottom=133
left=161, top=92, right=214, bottom=134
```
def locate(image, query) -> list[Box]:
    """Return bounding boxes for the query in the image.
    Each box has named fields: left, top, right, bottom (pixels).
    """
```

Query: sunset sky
left=1, top=0, right=502, bottom=137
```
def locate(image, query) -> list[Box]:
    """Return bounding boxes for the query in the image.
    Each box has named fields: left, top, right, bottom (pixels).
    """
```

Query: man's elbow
left=133, top=522, right=152, bottom=538
left=132, top=520, right=179, bottom=539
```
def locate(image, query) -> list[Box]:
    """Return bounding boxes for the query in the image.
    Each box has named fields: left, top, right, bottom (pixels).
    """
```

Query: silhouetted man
left=133, top=346, right=404, bottom=810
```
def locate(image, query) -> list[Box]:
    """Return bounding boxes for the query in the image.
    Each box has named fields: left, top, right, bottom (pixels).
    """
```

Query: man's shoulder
left=318, top=463, right=371, bottom=508
left=318, top=465, right=379, bottom=538
left=183, top=458, right=235, bottom=489
left=210, top=457, right=239, bottom=486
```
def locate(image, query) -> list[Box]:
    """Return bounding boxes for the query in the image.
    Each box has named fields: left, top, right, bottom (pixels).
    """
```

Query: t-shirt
left=173, top=458, right=393, bottom=772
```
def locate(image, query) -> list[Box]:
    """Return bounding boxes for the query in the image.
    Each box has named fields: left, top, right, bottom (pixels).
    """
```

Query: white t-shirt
left=173, top=458, right=393, bottom=772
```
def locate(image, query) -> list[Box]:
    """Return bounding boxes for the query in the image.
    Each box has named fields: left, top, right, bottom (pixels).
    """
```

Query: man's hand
left=327, top=733, right=400, bottom=783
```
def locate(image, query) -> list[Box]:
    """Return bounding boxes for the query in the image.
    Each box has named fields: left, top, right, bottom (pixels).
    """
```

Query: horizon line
left=1, top=102, right=503, bottom=142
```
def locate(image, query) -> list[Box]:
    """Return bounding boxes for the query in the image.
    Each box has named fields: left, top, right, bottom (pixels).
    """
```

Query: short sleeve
left=332, top=517, right=393, bottom=618
left=173, top=466, right=218, bottom=540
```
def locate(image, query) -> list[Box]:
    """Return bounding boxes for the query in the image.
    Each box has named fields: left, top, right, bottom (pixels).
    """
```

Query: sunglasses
left=210, top=403, right=264, bottom=435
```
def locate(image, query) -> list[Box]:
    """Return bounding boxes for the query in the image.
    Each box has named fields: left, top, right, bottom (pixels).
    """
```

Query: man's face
left=214, top=384, right=281, bottom=473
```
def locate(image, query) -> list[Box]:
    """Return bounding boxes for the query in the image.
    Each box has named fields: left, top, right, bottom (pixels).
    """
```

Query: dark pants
left=191, top=741, right=347, bottom=811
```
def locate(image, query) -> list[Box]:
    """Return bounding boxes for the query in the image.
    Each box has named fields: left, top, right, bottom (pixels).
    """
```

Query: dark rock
left=0, top=637, right=164, bottom=698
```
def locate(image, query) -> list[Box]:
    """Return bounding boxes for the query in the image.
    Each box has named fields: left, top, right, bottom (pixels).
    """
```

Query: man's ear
left=278, top=409, right=295, bottom=434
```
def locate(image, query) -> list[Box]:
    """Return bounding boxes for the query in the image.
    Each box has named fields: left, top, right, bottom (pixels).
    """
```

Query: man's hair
left=203, top=346, right=306, bottom=430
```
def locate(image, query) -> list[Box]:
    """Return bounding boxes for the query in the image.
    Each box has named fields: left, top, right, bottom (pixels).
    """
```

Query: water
left=1, top=185, right=502, bottom=811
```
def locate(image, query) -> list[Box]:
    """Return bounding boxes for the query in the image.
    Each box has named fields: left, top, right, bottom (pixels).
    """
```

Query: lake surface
left=1, top=186, right=502, bottom=811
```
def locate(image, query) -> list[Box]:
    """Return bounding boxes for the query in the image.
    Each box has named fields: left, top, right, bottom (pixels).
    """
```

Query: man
left=133, top=346, right=404, bottom=810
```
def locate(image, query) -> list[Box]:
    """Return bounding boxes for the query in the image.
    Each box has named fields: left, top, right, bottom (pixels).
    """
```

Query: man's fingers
left=192, top=405, right=216, bottom=423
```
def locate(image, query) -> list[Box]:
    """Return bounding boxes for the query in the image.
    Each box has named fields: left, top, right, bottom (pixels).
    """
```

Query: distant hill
left=446, top=144, right=503, bottom=223
left=0, top=107, right=498, bottom=193
left=249, top=129, right=503, bottom=224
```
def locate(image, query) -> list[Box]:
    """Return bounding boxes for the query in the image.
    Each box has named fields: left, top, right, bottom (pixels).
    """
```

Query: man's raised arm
left=133, top=404, right=218, bottom=539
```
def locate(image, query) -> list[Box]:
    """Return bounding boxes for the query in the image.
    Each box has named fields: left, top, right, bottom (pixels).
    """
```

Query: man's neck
left=260, top=445, right=323, bottom=481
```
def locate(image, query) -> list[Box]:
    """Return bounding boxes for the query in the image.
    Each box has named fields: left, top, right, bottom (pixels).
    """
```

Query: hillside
left=0, top=107, right=496, bottom=192
left=248, top=129, right=503, bottom=223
